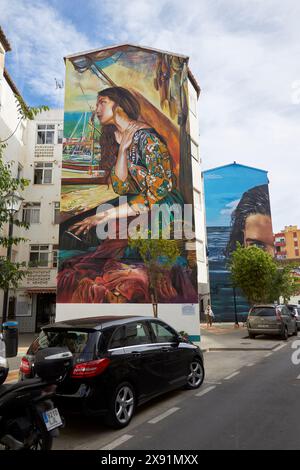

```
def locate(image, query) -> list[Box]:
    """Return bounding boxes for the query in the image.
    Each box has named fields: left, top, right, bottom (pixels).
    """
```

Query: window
left=124, top=322, right=152, bottom=347
left=37, top=124, right=55, bottom=144
left=29, top=245, right=49, bottom=267
left=109, top=327, right=125, bottom=349
left=22, top=203, right=41, bottom=224
left=57, top=128, right=63, bottom=144
left=189, top=94, right=197, bottom=116
left=295, top=249, right=299, bottom=257
left=34, top=162, right=53, bottom=184
left=191, top=140, right=199, bottom=161
left=53, top=202, right=60, bottom=224
left=150, top=321, right=178, bottom=344
left=193, top=189, right=202, bottom=210
left=17, top=163, right=23, bottom=180
left=52, top=245, right=59, bottom=268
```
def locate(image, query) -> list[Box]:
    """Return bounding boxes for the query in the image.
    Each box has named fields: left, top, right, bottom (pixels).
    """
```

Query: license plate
left=258, top=325, right=270, bottom=328
left=43, top=408, right=62, bottom=431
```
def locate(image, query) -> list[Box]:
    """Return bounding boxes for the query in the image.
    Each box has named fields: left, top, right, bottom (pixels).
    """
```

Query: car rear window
left=28, top=329, right=97, bottom=362
left=250, top=307, right=276, bottom=317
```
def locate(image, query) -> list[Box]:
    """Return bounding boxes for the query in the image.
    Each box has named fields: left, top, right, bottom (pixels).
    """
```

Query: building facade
left=274, top=226, right=300, bottom=260
left=56, top=44, right=209, bottom=341
left=203, top=162, right=273, bottom=322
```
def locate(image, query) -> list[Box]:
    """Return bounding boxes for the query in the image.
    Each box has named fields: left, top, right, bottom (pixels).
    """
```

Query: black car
left=20, top=316, right=204, bottom=428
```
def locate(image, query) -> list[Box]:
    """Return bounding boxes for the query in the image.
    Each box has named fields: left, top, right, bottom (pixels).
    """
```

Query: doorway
left=35, top=293, right=56, bottom=332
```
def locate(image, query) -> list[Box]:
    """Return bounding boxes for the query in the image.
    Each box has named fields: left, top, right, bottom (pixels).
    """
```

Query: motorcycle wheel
left=25, top=417, right=53, bottom=450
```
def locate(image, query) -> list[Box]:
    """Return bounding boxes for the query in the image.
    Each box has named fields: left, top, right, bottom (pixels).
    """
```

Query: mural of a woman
left=67, top=86, right=184, bottom=237
left=58, top=87, right=197, bottom=304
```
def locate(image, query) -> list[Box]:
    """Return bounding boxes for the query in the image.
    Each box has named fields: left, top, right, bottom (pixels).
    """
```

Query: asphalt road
left=53, top=336, right=300, bottom=450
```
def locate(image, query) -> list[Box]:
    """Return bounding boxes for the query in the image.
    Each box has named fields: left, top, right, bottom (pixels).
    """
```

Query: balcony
left=274, top=241, right=286, bottom=247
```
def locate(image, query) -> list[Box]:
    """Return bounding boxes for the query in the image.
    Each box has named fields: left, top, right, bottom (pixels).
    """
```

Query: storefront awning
left=26, top=288, right=56, bottom=294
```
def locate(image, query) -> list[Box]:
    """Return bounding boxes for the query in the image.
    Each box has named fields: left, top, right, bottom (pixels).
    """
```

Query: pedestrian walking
left=205, top=304, right=214, bottom=327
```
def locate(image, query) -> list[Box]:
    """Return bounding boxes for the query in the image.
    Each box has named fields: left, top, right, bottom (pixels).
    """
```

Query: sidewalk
left=200, top=322, right=282, bottom=351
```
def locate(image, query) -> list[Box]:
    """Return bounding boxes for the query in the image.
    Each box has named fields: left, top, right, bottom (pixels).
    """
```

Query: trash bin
left=2, top=321, right=18, bottom=358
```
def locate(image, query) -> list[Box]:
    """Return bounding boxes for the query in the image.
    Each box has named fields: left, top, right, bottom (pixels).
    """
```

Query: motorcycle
left=0, top=333, right=72, bottom=450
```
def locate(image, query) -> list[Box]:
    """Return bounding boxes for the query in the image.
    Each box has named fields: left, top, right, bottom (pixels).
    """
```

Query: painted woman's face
left=96, top=96, right=115, bottom=125
left=244, top=213, right=274, bottom=255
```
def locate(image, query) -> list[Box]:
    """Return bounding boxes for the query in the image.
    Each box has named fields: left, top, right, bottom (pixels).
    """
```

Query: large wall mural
left=58, top=45, right=198, bottom=305
left=203, top=163, right=273, bottom=321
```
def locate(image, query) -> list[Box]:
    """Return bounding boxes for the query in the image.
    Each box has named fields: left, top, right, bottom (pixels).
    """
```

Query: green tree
left=129, top=232, right=180, bottom=317
left=0, top=96, right=49, bottom=299
left=229, top=244, right=277, bottom=305
left=271, top=263, right=299, bottom=303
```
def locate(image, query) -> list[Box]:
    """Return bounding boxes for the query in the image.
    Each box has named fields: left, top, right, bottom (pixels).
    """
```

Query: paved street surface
left=51, top=335, right=300, bottom=451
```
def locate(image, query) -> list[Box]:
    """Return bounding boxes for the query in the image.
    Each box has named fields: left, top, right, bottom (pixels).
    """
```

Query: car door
left=282, top=306, right=294, bottom=334
left=148, top=320, right=190, bottom=391
left=121, top=321, right=167, bottom=401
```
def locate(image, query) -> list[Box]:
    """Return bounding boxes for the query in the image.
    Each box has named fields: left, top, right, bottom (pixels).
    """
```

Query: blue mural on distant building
left=203, top=163, right=273, bottom=322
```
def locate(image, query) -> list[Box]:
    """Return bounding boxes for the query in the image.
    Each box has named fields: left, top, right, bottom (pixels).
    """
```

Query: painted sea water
left=207, top=226, right=249, bottom=321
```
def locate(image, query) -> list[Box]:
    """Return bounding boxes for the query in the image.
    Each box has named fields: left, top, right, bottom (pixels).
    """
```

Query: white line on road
left=265, top=353, right=273, bottom=358
left=195, top=386, right=216, bottom=397
left=273, top=344, right=287, bottom=352
left=224, top=371, right=240, bottom=380
left=100, top=434, right=133, bottom=451
left=246, top=363, right=255, bottom=367
left=297, top=375, right=300, bottom=380
left=148, top=407, right=180, bottom=424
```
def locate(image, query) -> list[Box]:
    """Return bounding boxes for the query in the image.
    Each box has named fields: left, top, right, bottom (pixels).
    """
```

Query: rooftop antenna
left=55, top=78, right=64, bottom=89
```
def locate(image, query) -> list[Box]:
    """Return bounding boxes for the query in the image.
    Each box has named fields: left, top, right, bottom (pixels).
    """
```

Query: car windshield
left=28, top=329, right=96, bottom=362
left=250, top=307, right=276, bottom=317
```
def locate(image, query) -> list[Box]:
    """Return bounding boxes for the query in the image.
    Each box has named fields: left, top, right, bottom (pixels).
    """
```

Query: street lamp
left=1, top=191, right=24, bottom=325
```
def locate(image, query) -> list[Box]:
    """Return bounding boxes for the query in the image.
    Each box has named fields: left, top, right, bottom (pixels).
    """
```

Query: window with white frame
left=191, top=140, right=199, bottom=161
left=53, top=202, right=60, bottom=224
left=189, top=94, right=197, bottom=116
left=29, top=245, right=50, bottom=267
left=196, top=239, right=205, bottom=262
left=22, top=203, right=41, bottom=224
left=37, top=124, right=55, bottom=144
left=34, top=162, right=53, bottom=184
left=193, top=189, right=202, bottom=210
left=52, top=245, right=59, bottom=268
left=57, top=128, right=63, bottom=144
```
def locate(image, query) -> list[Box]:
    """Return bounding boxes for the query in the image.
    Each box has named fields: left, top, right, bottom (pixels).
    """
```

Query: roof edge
left=0, top=26, right=11, bottom=52
left=203, top=162, right=268, bottom=175
left=64, top=43, right=189, bottom=61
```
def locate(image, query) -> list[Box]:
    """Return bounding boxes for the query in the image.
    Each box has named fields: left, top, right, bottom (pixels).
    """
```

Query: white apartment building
left=1, top=25, right=63, bottom=333
left=14, top=109, right=63, bottom=332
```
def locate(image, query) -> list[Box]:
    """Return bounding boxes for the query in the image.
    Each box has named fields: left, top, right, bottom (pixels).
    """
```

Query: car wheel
left=106, top=382, right=136, bottom=429
left=249, top=333, right=256, bottom=339
left=282, top=327, right=288, bottom=341
left=293, top=326, right=298, bottom=336
left=185, top=359, right=205, bottom=390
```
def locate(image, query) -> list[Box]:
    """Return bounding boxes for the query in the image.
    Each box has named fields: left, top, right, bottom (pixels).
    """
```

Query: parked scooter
left=0, top=333, right=72, bottom=450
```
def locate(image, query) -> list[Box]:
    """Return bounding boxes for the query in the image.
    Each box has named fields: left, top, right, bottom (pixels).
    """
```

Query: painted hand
left=69, top=212, right=110, bottom=236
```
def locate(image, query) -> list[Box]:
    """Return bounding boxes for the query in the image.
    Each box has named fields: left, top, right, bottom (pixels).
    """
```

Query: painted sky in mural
left=57, top=45, right=198, bottom=305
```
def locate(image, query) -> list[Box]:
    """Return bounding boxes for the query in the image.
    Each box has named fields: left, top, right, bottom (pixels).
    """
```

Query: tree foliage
left=129, top=232, right=180, bottom=317
left=229, top=244, right=297, bottom=305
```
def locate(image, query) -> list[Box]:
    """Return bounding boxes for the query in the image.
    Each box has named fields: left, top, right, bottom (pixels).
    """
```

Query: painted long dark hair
left=98, top=87, right=141, bottom=177
left=225, top=184, right=271, bottom=256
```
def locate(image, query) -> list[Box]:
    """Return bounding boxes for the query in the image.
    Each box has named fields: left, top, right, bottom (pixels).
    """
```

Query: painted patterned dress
left=110, top=128, right=184, bottom=214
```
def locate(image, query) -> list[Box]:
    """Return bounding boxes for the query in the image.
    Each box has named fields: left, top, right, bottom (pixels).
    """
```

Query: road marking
left=265, top=353, right=272, bottom=358
left=274, top=344, right=287, bottom=352
left=224, top=371, right=240, bottom=380
left=204, top=381, right=222, bottom=385
left=100, top=434, right=133, bottom=450
left=297, top=375, right=300, bottom=380
left=195, top=386, right=216, bottom=397
left=246, top=363, right=255, bottom=367
left=148, top=407, right=180, bottom=424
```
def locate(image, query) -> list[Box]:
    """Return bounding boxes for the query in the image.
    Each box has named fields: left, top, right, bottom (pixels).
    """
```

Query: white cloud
left=0, top=0, right=93, bottom=105
left=1, top=0, right=299, bottom=230
left=220, top=199, right=240, bottom=216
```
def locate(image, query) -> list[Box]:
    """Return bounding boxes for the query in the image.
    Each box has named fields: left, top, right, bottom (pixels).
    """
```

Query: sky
left=1, top=0, right=299, bottom=232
